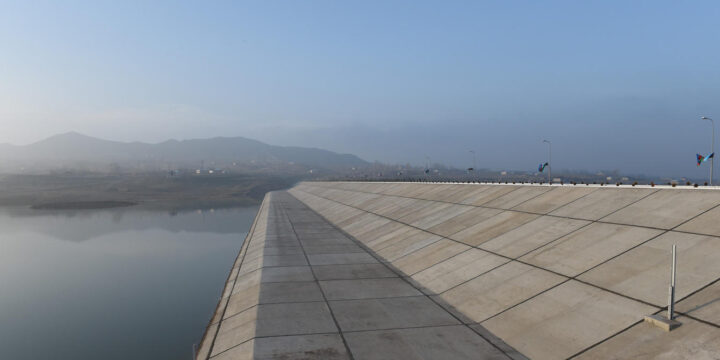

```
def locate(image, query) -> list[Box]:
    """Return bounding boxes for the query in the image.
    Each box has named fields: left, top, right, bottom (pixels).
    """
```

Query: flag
left=697, top=152, right=715, bottom=166
left=538, top=162, right=549, bottom=172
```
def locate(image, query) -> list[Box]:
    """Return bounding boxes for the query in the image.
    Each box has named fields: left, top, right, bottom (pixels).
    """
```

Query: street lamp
left=543, top=140, right=552, bottom=183
left=702, top=116, right=714, bottom=185
left=469, top=150, right=476, bottom=176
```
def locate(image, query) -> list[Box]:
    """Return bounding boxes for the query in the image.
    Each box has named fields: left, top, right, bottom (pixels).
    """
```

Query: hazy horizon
left=2, top=1, right=720, bottom=178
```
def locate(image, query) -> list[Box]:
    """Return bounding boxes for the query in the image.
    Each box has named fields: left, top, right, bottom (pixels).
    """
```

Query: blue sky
left=1, top=1, right=719, bottom=177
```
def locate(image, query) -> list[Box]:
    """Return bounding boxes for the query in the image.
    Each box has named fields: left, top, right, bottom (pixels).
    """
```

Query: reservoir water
left=0, top=206, right=258, bottom=360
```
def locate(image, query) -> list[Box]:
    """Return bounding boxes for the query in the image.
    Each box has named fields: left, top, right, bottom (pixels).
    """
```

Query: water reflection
left=0, top=206, right=258, bottom=242
left=0, top=206, right=258, bottom=360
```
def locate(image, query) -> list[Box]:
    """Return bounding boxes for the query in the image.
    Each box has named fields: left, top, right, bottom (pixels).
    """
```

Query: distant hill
left=0, top=132, right=368, bottom=174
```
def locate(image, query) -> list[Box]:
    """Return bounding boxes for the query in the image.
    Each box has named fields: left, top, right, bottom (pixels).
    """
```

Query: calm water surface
left=0, top=206, right=259, bottom=360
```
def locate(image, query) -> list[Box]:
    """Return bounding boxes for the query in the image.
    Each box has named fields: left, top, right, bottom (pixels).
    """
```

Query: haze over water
left=0, top=206, right=258, bottom=360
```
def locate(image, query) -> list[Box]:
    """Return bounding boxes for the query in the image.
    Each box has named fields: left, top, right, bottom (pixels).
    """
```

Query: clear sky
left=1, top=1, right=719, bottom=177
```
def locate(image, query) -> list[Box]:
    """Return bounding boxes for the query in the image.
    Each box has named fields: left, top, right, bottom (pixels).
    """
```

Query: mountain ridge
left=0, top=132, right=367, bottom=173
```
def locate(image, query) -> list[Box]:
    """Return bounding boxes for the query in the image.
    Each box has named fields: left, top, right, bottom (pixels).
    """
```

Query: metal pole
left=469, top=150, right=475, bottom=170
left=712, top=119, right=715, bottom=186
left=702, top=117, right=714, bottom=185
left=668, top=244, right=677, bottom=320
left=543, top=140, right=551, bottom=183
left=549, top=141, right=552, bottom=183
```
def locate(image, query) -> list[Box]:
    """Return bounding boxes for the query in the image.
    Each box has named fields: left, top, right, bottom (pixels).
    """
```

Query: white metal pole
left=702, top=117, right=714, bottom=185
left=711, top=119, right=715, bottom=186
left=668, top=244, right=677, bottom=320
left=543, top=140, right=551, bottom=183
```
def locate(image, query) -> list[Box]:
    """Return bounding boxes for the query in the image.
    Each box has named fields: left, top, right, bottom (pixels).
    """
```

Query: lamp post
left=702, top=116, right=714, bottom=185
left=543, top=139, right=552, bottom=183
left=469, top=150, right=476, bottom=177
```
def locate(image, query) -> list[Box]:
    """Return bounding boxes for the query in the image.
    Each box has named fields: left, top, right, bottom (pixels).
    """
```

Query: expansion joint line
left=280, top=196, right=357, bottom=360
left=299, top=183, right=720, bottom=350
left=203, top=196, right=269, bottom=360
left=286, top=190, right=524, bottom=360
left=293, top=186, right=720, bottom=356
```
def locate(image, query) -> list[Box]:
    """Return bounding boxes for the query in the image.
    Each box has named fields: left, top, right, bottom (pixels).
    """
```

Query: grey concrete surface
left=676, top=280, right=720, bottom=326
left=411, top=248, right=510, bottom=294
left=343, top=325, right=509, bottom=360
left=519, top=223, right=662, bottom=277
left=197, top=190, right=515, bottom=359
left=435, top=262, right=567, bottom=323
left=481, top=280, right=655, bottom=360
left=480, top=216, right=590, bottom=258
left=329, top=296, right=459, bottom=331
left=579, top=231, right=720, bottom=306
left=576, top=316, right=720, bottom=360
left=199, top=182, right=720, bottom=359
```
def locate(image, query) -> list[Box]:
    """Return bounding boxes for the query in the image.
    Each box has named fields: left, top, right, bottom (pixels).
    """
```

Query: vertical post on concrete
left=192, top=343, right=197, bottom=360
left=543, top=139, right=552, bottom=184
left=668, top=244, right=677, bottom=320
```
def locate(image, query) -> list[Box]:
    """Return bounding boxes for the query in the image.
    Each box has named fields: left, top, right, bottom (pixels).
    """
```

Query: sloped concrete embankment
left=288, top=182, right=720, bottom=359
left=196, top=191, right=515, bottom=360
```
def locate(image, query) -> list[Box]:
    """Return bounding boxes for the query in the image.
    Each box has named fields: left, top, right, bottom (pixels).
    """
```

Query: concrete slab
left=676, top=205, right=720, bottom=237
left=211, top=334, right=351, bottom=360
left=302, top=244, right=366, bottom=254
left=260, top=266, right=315, bottom=283
left=352, top=221, right=406, bottom=244
left=512, top=187, right=597, bottom=214
left=307, top=253, right=379, bottom=265
left=313, top=263, right=397, bottom=281
left=461, top=185, right=519, bottom=206
left=230, top=270, right=263, bottom=296
left=483, top=186, right=552, bottom=209
left=212, top=306, right=258, bottom=356
left=676, top=280, right=720, bottom=326
left=262, top=254, right=308, bottom=267
left=319, top=278, right=422, bottom=300
left=435, top=261, right=567, bottom=323
left=579, top=231, right=720, bottom=306
left=258, top=281, right=325, bottom=304
left=329, top=296, right=459, bottom=331
left=411, top=249, right=510, bottom=295
left=427, top=207, right=503, bottom=237
left=254, top=246, right=304, bottom=256
left=481, top=280, right=656, bottom=360
left=385, top=199, right=434, bottom=220
left=549, top=187, right=656, bottom=220
left=601, top=189, right=720, bottom=229
left=344, top=325, right=509, bottom=360
left=449, top=211, right=540, bottom=247
left=197, top=323, right=219, bottom=359
left=392, top=239, right=470, bottom=275
left=410, top=204, right=474, bottom=230
left=519, top=223, right=662, bottom=277
left=299, top=237, right=356, bottom=247
left=397, top=202, right=453, bottom=225
left=480, top=217, right=590, bottom=258
left=224, top=284, right=261, bottom=319
left=443, top=185, right=490, bottom=203
left=364, top=226, right=418, bottom=251
left=375, top=232, right=442, bottom=262
left=575, top=316, right=720, bottom=360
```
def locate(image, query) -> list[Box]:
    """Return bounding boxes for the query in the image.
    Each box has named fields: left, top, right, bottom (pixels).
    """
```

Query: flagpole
left=543, top=139, right=551, bottom=183
left=702, top=117, right=714, bottom=185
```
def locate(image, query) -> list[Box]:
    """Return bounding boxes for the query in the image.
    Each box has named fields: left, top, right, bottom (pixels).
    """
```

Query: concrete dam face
left=197, top=182, right=720, bottom=360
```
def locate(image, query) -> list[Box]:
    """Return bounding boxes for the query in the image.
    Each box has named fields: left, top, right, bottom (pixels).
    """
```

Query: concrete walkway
left=196, top=191, right=517, bottom=359
left=289, top=182, right=720, bottom=360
